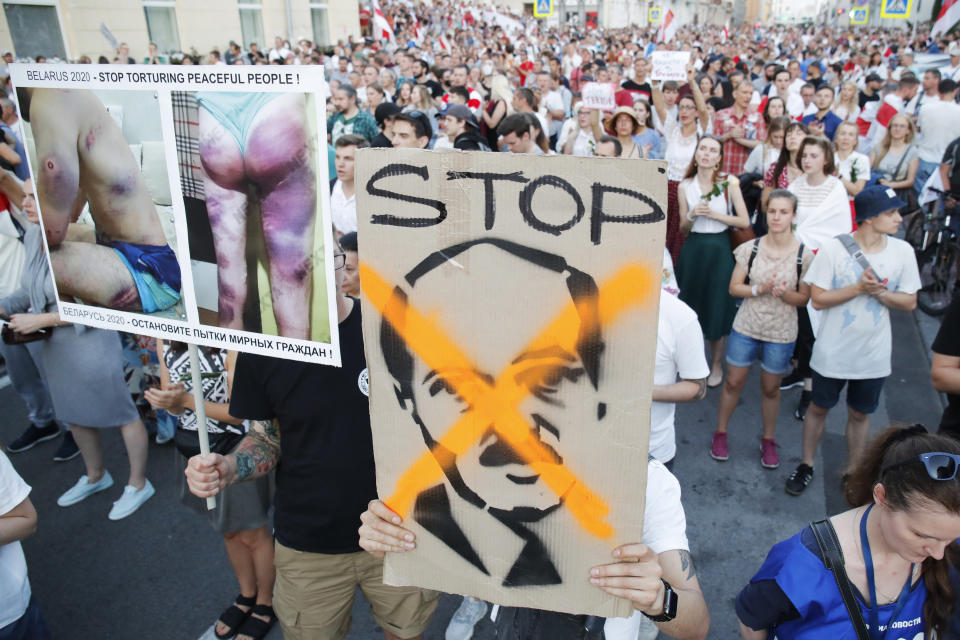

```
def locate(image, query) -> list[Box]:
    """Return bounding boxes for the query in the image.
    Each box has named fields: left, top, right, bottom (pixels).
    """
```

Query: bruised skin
left=28, top=89, right=171, bottom=311
left=199, top=93, right=316, bottom=339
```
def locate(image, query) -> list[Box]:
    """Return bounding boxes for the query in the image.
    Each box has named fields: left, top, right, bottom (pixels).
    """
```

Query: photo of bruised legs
left=17, top=88, right=181, bottom=313
left=196, top=92, right=316, bottom=340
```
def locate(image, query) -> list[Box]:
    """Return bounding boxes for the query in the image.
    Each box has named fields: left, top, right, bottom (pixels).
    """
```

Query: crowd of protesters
left=1, top=3, right=960, bottom=639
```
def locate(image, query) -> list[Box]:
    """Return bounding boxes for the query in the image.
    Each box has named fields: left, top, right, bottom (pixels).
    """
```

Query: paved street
left=0, top=307, right=945, bottom=640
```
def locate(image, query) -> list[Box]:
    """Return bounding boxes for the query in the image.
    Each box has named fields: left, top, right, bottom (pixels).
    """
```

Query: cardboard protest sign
left=10, top=65, right=341, bottom=365
left=356, top=148, right=666, bottom=617
left=650, top=51, right=691, bottom=82
left=581, top=82, right=615, bottom=112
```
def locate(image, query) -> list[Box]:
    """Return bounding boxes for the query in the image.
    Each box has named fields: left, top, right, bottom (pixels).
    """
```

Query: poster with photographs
left=9, top=64, right=340, bottom=365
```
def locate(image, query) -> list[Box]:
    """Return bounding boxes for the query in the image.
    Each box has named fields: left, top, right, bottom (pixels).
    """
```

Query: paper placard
left=357, top=148, right=667, bottom=618
left=10, top=64, right=341, bottom=365
left=581, top=82, right=615, bottom=111
left=650, top=51, right=691, bottom=82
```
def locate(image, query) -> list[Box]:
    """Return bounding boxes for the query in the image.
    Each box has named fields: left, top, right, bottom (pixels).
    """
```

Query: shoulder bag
left=810, top=518, right=871, bottom=640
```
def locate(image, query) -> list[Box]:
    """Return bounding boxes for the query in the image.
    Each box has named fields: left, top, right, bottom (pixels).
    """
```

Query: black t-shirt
left=454, top=130, right=490, bottom=151
left=370, top=132, right=393, bottom=148
left=941, top=137, right=960, bottom=194
left=620, top=79, right=652, bottom=102
left=858, top=90, right=879, bottom=110
left=229, top=300, right=376, bottom=553
left=932, top=296, right=960, bottom=438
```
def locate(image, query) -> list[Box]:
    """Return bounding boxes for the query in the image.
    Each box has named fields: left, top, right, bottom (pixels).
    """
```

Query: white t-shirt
left=0, top=451, right=31, bottom=628
left=330, top=179, right=357, bottom=235
left=538, top=89, right=565, bottom=137
left=915, top=99, right=960, bottom=164
left=805, top=235, right=921, bottom=379
left=557, top=118, right=595, bottom=157
left=834, top=152, right=871, bottom=201
left=604, top=459, right=689, bottom=639
left=650, top=293, right=710, bottom=463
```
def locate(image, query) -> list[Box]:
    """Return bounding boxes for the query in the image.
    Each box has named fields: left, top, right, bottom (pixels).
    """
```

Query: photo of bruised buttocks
left=174, top=91, right=328, bottom=343
left=18, top=88, right=182, bottom=315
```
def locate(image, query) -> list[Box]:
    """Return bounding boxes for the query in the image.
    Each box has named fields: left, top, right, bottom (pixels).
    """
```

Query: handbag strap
left=810, top=519, right=872, bottom=640
left=743, top=238, right=761, bottom=285
left=836, top=233, right=875, bottom=277
left=796, top=243, right=805, bottom=291
left=890, top=145, right=910, bottom=182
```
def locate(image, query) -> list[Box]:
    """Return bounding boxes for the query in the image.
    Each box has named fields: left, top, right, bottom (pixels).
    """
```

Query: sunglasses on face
left=882, top=452, right=960, bottom=481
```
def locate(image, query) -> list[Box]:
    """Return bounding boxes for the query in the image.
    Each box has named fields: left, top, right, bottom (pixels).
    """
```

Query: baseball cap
left=374, top=102, right=402, bottom=128
left=853, top=185, right=906, bottom=222
left=442, top=103, right=479, bottom=129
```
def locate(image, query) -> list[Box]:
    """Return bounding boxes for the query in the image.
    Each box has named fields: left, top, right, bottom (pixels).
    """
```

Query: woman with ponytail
left=736, top=424, right=960, bottom=639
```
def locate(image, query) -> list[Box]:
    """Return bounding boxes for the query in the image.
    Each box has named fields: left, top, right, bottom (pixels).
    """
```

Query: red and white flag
left=657, top=10, right=677, bottom=43
left=414, top=20, right=423, bottom=43
left=933, top=0, right=960, bottom=37
left=721, top=20, right=730, bottom=43
left=372, top=0, right=394, bottom=42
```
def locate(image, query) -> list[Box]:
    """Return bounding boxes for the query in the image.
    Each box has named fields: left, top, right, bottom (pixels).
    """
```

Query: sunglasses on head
left=882, top=452, right=960, bottom=481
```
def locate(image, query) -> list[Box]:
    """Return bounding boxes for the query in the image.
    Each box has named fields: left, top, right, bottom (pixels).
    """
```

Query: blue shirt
left=737, top=526, right=926, bottom=640
left=802, top=111, right=843, bottom=141
left=0, top=124, right=28, bottom=182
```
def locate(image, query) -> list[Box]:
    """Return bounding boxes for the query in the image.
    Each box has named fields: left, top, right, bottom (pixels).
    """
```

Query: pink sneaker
left=710, top=431, right=728, bottom=461
left=761, top=438, right=780, bottom=469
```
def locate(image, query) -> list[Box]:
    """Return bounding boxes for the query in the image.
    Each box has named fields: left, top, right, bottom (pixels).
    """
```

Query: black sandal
left=234, top=604, right=276, bottom=640
left=214, top=594, right=256, bottom=639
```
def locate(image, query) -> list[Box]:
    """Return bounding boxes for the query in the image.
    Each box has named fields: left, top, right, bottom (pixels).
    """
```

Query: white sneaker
left=57, top=472, right=114, bottom=507
left=445, top=596, right=488, bottom=640
left=107, top=479, right=155, bottom=520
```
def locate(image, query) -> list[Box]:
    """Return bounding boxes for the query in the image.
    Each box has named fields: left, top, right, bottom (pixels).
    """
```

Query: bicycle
left=913, top=193, right=959, bottom=316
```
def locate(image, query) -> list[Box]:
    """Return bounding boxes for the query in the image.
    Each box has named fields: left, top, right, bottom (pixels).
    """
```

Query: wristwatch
left=645, top=579, right=679, bottom=622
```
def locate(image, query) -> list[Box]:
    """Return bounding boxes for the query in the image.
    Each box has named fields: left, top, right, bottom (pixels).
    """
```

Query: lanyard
left=860, top=504, right=915, bottom=640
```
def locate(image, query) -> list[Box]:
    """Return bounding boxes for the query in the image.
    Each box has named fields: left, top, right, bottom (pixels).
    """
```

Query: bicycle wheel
left=917, top=242, right=959, bottom=316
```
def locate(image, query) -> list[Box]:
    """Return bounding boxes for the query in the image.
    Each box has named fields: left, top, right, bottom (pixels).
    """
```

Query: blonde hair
left=489, top=74, right=515, bottom=114
left=410, top=84, right=433, bottom=111
left=837, top=81, right=859, bottom=113
left=873, top=113, right=916, bottom=168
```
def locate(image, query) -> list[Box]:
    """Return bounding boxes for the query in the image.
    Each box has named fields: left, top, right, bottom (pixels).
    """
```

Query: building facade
left=0, top=0, right=361, bottom=61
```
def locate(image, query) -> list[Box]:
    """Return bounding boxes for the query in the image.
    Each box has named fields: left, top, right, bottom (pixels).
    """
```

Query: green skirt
left=676, top=231, right=737, bottom=341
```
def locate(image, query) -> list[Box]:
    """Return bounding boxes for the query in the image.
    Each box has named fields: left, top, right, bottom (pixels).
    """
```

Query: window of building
left=3, top=1, right=66, bottom=60
left=142, top=0, right=180, bottom=54
left=239, top=1, right=264, bottom=51
left=310, top=3, right=330, bottom=46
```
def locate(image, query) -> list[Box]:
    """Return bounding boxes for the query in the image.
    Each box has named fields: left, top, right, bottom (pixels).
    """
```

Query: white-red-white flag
left=934, top=0, right=960, bottom=37
left=657, top=10, right=677, bottom=43
left=372, top=0, right=394, bottom=42
left=721, top=20, right=729, bottom=42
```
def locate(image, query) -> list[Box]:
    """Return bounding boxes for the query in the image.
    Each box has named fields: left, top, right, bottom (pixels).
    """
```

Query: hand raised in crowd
left=590, top=543, right=667, bottom=615
left=184, top=453, right=236, bottom=499
left=358, top=499, right=417, bottom=558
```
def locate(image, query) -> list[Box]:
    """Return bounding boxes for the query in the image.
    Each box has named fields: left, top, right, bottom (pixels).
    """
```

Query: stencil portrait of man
left=380, top=238, right=607, bottom=587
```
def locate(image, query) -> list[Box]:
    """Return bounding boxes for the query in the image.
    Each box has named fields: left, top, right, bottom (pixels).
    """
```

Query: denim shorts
left=810, top=371, right=886, bottom=415
left=725, top=329, right=795, bottom=375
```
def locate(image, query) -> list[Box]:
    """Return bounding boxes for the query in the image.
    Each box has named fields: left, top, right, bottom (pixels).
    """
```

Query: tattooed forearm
left=685, top=378, right=707, bottom=401
left=677, top=549, right=698, bottom=581
left=234, top=419, right=281, bottom=482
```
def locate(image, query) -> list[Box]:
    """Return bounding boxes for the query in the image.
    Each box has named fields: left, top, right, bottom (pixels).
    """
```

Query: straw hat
left=604, top=106, right=642, bottom=135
